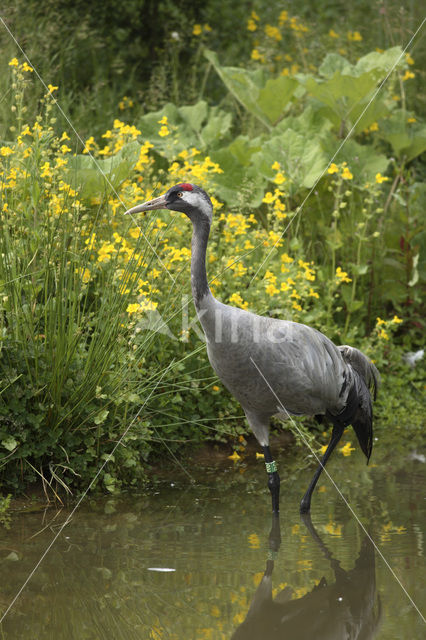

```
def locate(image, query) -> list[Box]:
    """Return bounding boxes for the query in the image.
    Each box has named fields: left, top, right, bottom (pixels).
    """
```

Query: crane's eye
left=177, top=191, right=183, bottom=198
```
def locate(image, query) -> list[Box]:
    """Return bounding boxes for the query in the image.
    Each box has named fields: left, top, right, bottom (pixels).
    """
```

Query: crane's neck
left=190, top=217, right=212, bottom=308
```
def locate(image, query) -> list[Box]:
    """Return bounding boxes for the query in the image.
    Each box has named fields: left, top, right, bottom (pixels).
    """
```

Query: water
left=0, top=447, right=424, bottom=639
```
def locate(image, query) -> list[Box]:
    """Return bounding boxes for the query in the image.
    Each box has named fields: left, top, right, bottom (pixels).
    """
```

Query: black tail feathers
left=351, top=371, right=373, bottom=462
left=336, top=346, right=380, bottom=463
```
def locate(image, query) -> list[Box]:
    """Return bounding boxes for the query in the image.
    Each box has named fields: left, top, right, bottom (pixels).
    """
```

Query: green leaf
left=1, top=436, right=18, bottom=452
left=210, top=136, right=265, bottom=205
left=251, top=129, right=329, bottom=190
left=94, top=409, right=109, bottom=425
left=67, top=141, right=140, bottom=200
left=257, top=76, right=298, bottom=124
left=138, top=100, right=232, bottom=159
left=378, top=111, right=426, bottom=161
left=204, top=49, right=272, bottom=128
left=323, top=138, right=389, bottom=183
left=351, top=264, right=369, bottom=276
left=302, top=47, right=404, bottom=131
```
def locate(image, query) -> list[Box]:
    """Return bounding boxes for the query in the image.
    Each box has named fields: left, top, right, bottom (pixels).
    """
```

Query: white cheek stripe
left=182, top=191, right=211, bottom=218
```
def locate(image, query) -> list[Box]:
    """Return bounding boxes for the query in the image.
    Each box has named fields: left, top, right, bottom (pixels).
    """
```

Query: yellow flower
left=126, top=303, right=140, bottom=314
left=248, top=533, right=260, bottom=549
left=158, top=126, right=170, bottom=137
left=341, top=166, right=353, bottom=180
left=325, top=522, right=342, bottom=536
left=228, top=451, right=241, bottom=462
left=405, top=53, right=414, bottom=65
left=347, top=30, right=362, bottom=41
left=212, top=385, right=220, bottom=392
left=251, top=48, right=265, bottom=63
left=319, top=444, right=328, bottom=455
left=369, top=121, right=379, bottom=132
left=375, top=173, right=389, bottom=184
left=21, top=61, right=33, bottom=72
left=0, top=146, right=14, bottom=156
left=274, top=172, right=286, bottom=185
left=328, top=29, right=339, bottom=38
left=247, top=18, right=257, bottom=31
left=335, top=266, right=352, bottom=283
left=328, top=163, right=339, bottom=174
left=78, top=268, right=91, bottom=284
left=265, top=283, right=279, bottom=296
left=407, top=117, right=416, bottom=123
left=262, top=191, right=275, bottom=204
left=193, top=24, right=202, bottom=36
left=278, top=10, right=288, bottom=25
left=47, top=84, right=58, bottom=93
left=229, top=292, right=248, bottom=310
left=83, top=136, right=95, bottom=154
left=8, top=57, right=19, bottom=67
left=40, top=161, right=52, bottom=178
left=60, top=144, right=71, bottom=154
left=392, top=315, right=403, bottom=324
left=339, top=442, right=355, bottom=456
left=265, top=24, right=282, bottom=41
left=378, top=328, right=389, bottom=340
left=402, top=70, right=415, bottom=81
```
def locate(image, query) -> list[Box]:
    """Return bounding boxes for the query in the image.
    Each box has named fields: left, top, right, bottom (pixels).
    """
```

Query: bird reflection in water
left=232, top=515, right=381, bottom=640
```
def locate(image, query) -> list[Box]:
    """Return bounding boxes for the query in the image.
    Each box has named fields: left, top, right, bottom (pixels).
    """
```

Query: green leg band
left=265, top=460, right=277, bottom=473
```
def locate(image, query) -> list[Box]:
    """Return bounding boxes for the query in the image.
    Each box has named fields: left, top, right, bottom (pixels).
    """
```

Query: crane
left=124, top=183, right=379, bottom=515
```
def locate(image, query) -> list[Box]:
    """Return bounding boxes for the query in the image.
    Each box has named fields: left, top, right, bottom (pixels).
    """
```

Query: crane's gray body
left=197, top=293, right=350, bottom=445
left=125, top=182, right=379, bottom=512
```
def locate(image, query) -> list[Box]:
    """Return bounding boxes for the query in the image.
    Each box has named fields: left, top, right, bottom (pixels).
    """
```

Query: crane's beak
left=123, top=193, right=168, bottom=215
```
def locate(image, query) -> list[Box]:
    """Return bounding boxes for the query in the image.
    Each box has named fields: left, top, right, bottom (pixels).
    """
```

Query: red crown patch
left=177, top=183, right=194, bottom=191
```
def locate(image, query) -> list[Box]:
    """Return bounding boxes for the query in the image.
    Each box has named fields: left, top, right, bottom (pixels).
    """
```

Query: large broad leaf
left=276, top=105, right=333, bottom=138
left=303, top=47, right=404, bottom=131
left=204, top=50, right=297, bottom=128
left=378, top=111, right=426, bottom=162
left=323, top=138, right=389, bottom=182
left=319, top=47, right=404, bottom=78
left=138, top=100, right=232, bottom=160
left=250, top=129, right=329, bottom=191
left=210, top=136, right=266, bottom=205
left=257, top=75, right=299, bottom=124
left=304, top=71, right=384, bottom=123
left=67, top=141, right=140, bottom=201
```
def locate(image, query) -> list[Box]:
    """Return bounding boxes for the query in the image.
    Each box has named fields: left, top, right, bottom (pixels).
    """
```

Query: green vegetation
left=0, top=2, right=424, bottom=498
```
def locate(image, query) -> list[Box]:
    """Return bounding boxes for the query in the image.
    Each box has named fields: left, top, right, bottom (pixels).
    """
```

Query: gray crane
left=125, top=183, right=379, bottom=515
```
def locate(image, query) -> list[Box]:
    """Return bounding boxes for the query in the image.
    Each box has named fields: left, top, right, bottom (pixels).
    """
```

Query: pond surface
left=0, top=445, right=424, bottom=639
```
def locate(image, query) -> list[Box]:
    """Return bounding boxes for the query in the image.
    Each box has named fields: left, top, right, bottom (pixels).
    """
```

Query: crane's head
left=124, top=183, right=213, bottom=225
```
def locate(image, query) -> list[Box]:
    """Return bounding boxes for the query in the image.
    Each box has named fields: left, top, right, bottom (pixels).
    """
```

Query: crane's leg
left=263, top=445, right=280, bottom=516
left=300, top=424, right=344, bottom=514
